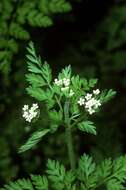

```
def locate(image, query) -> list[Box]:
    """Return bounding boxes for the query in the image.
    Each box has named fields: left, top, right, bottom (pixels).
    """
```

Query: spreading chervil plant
left=1, top=42, right=126, bottom=190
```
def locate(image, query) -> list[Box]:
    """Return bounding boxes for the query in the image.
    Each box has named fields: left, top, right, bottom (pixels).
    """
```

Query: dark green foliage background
left=0, top=0, right=126, bottom=186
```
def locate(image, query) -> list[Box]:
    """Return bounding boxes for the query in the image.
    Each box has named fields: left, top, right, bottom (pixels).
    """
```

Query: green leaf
left=27, top=11, right=53, bottom=27
left=27, top=42, right=42, bottom=67
left=19, top=129, right=50, bottom=153
left=100, top=89, right=116, bottom=103
left=26, top=42, right=42, bottom=74
left=49, top=110, right=62, bottom=123
left=89, top=78, right=98, bottom=88
left=46, top=159, right=65, bottom=189
left=113, top=156, right=126, bottom=181
left=31, top=175, right=48, bottom=190
left=71, top=75, right=81, bottom=89
left=65, top=170, right=76, bottom=185
left=26, top=86, right=47, bottom=101
left=58, top=65, right=71, bottom=79
left=41, top=62, right=52, bottom=83
left=26, top=73, right=46, bottom=87
left=96, top=158, right=112, bottom=179
left=81, top=78, right=89, bottom=90
left=49, top=0, right=72, bottom=13
left=50, top=124, right=59, bottom=133
left=78, top=154, right=96, bottom=178
left=107, top=179, right=124, bottom=190
left=78, top=121, right=96, bottom=135
left=9, top=23, right=30, bottom=40
left=78, top=154, right=96, bottom=189
left=1, top=178, right=34, bottom=190
left=27, top=62, right=42, bottom=74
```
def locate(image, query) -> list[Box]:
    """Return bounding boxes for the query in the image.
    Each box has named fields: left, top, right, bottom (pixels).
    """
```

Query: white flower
left=93, top=89, right=100, bottom=95
left=54, top=77, right=75, bottom=98
left=85, top=98, right=101, bottom=114
left=22, top=103, right=39, bottom=123
left=88, top=108, right=95, bottom=115
left=77, top=97, right=85, bottom=106
left=31, top=103, right=39, bottom=110
left=94, top=100, right=101, bottom=109
left=54, top=78, right=63, bottom=86
left=69, top=89, right=74, bottom=97
left=78, top=89, right=101, bottom=115
left=54, top=78, right=70, bottom=87
left=85, top=93, right=92, bottom=100
left=22, top=105, right=29, bottom=111
left=85, top=98, right=96, bottom=108
left=63, top=78, right=70, bottom=87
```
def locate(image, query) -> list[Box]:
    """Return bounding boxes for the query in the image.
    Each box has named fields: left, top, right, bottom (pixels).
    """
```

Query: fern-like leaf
left=1, top=178, right=33, bottom=190
left=31, top=175, right=48, bottom=190
left=19, top=129, right=50, bottom=153
left=46, top=159, right=66, bottom=189
left=78, top=121, right=96, bottom=135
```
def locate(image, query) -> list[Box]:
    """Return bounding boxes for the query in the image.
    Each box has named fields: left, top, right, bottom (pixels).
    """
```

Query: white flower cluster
left=77, top=89, right=101, bottom=115
left=22, top=103, right=39, bottom=122
left=54, top=78, right=74, bottom=97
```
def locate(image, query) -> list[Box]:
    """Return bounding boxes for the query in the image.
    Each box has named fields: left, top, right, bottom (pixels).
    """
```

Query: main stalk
left=64, top=100, right=76, bottom=170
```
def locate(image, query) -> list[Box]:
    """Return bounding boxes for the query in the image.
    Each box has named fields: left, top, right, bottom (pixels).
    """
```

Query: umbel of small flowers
left=22, top=103, right=39, bottom=122
left=78, top=89, right=101, bottom=115
left=54, top=77, right=74, bottom=97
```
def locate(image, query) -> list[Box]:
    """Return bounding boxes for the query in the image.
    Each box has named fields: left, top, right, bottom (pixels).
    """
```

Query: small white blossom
left=85, top=98, right=101, bottom=114
left=22, top=103, right=39, bottom=123
left=85, top=93, right=92, bottom=100
left=31, top=103, right=39, bottom=110
left=54, top=78, right=63, bottom=86
left=77, top=97, right=85, bottom=106
left=78, top=89, right=102, bottom=115
left=69, top=89, right=75, bottom=97
left=93, top=89, right=100, bottom=95
left=54, top=77, right=75, bottom=98
left=94, top=100, right=101, bottom=109
left=22, top=105, right=29, bottom=111
left=85, top=98, right=96, bottom=108
left=88, top=108, right=95, bottom=115
left=63, top=78, right=70, bottom=87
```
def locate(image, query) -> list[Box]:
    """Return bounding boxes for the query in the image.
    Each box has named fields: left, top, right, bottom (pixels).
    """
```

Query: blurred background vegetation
left=0, top=0, right=126, bottom=186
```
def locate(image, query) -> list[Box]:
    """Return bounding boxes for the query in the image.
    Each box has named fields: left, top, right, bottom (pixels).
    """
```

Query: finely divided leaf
left=26, top=73, right=46, bottom=87
left=26, top=86, right=47, bottom=101
left=89, top=78, right=98, bottom=88
left=78, top=154, right=96, bottom=189
left=100, top=89, right=116, bottom=103
left=26, top=42, right=42, bottom=74
left=78, top=121, right=96, bottom=135
left=96, top=158, right=112, bottom=179
left=78, top=154, right=96, bottom=178
left=41, top=62, right=52, bottom=83
left=58, top=65, right=71, bottom=79
left=46, top=159, right=65, bottom=185
left=19, top=129, right=50, bottom=153
left=2, top=178, right=34, bottom=190
left=31, top=175, right=48, bottom=190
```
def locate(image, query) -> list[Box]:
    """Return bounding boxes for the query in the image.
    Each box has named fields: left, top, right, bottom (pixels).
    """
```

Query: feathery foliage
left=0, top=0, right=72, bottom=75
left=1, top=154, right=126, bottom=190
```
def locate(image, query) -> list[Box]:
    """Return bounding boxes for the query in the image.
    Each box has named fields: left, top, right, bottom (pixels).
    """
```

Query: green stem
left=64, top=100, right=76, bottom=170
left=65, top=127, right=76, bottom=170
left=55, top=95, right=63, bottom=113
